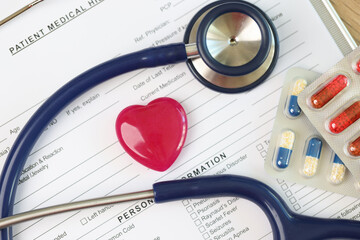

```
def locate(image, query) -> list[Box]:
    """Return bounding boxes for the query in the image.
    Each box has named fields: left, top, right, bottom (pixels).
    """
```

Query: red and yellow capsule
left=328, top=100, right=360, bottom=134
left=310, top=74, right=349, bottom=109
left=348, top=135, right=360, bottom=157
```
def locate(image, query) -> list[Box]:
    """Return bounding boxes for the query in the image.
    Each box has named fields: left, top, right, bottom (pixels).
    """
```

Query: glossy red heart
left=115, top=97, right=187, bottom=171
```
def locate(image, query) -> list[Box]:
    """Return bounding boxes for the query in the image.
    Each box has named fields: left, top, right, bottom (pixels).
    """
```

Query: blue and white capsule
left=275, top=130, right=295, bottom=169
left=329, top=154, right=346, bottom=184
left=288, top=79, right=307, bottom=117
left=302, top=137, right=322, bottom=177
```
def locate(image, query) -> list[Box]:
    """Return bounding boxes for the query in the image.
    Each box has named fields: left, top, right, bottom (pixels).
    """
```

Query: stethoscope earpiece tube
left=153, top=175, right=360, bottom=240
left=0, top=43, right=187, bottom=240
left=0, top=175, right=360, bottom=239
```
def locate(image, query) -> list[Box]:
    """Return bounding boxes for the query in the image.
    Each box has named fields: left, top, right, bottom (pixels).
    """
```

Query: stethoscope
left=0, top=1, right=359, bottom=239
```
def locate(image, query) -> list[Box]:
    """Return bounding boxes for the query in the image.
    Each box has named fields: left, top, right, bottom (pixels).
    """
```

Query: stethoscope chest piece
left=184, top=0, right=279, bottom=93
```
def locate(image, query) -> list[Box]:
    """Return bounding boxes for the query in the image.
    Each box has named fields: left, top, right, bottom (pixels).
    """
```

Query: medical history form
left=0, top=0, right=359, bottom=239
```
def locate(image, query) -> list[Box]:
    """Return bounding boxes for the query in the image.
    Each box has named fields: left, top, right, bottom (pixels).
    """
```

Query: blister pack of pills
left=298, top=47, right=360, bottom=185
left=265, top=68, right=359, bottom=197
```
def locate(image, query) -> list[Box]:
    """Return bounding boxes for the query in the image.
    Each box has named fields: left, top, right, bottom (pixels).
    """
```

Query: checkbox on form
left=186, top=206, right=194, bottom=212
left=80, top=218, right=88, bottom=225
left=182, top=200, right=190, bottom=206
left=202, top=232, right=210, bottom=239
left=256, top=144, right=264, bottom=151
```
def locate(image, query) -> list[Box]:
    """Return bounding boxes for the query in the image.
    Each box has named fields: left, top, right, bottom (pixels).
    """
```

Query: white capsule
left=329, top=154, right=346, bottom=184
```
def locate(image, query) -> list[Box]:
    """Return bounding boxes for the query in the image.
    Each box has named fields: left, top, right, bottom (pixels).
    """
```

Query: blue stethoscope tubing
left=154, top=175, right=360, bottom=240
left=0, top=0, right=358, bottom=239
left=0, top=43, right=187, bottom=240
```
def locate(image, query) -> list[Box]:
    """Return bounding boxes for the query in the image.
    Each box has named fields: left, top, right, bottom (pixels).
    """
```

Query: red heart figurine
left=115, top=97, right=187, bottom=171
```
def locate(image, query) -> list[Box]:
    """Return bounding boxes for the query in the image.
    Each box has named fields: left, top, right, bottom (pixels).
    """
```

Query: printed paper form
left=0, top=0, right=358, bottom=239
